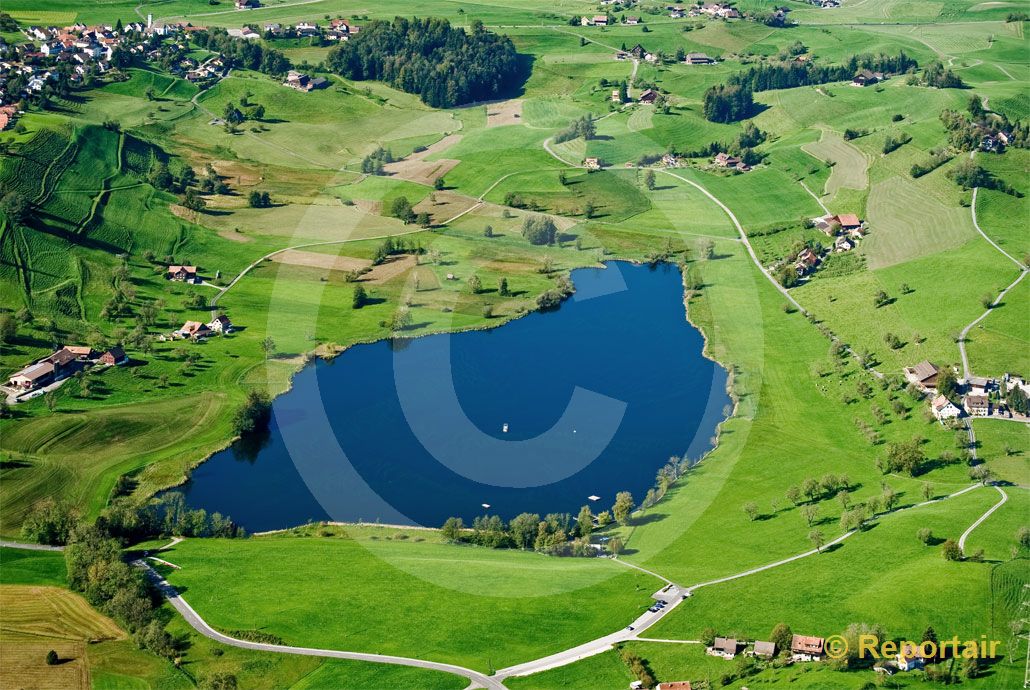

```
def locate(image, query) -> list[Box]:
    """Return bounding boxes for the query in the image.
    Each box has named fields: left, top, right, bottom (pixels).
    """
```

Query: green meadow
left=0, top=1, right=1027, bottom=688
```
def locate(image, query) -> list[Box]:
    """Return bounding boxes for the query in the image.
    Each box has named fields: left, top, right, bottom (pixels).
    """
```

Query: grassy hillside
left=0, top=2, right=1027, bottom=688
left=164, top=525, right=660, bottom=673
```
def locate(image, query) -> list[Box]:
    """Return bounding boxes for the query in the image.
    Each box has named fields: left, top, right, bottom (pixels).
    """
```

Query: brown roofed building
left=167, top=265, right=198, bottom=282
left=177, top=321, right=212, bottom=340
left=656, top=683, right=692, bottom=690
left=714, top=152, right=740, bottom=167
left=791, top=634, right=824, bottom=661
left=904, top=360, right=939, bottom=389
left=708, top=637, right=743, bottom=658
left=964, top=394, right=989, bottom=417
left=207, top=314, right=234, bottom=333
left=8, top=362, right=56, bottom=391
left=100, top=346, right=128, bottom=365
left=752, top=640, right=777, bottom=658
left=61, top=345, right=95, bottom=360
left=638, top=89, right=658, bottom=104
left=44, top=348, right=78, bottom=370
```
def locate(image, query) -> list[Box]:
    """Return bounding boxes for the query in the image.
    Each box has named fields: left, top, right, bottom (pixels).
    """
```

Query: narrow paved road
left=958, top=485, right=1008, bottom=552
left=0, top=540, right=63, bottom=552
left=656, top=168, right=807, bottom=314
left=495, top=482, right=985, bottom=680
left=137, top=561, right=505, bottom=690
left=957, top=186, right=1028, bottom=377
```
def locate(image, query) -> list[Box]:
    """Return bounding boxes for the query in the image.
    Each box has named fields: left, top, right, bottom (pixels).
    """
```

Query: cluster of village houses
left=0, top=18, right=228, bottom=115
left=0, top=22, right=137, bottom=114
left=904, top=360, right=1029, bottom=423
left=4, top=265, right=236, bottom=399
left=703, top=634, right=930, bottom=673
left=222, top=14, right=359, bottom=43
left=586, top=2, right=792, bottom=22
left=794, top=213, right=866, bottom=275
left=641, top=632, right=929, bottom=689
left=163, top=266, right=235, bottom=341
left=0, top=13, right=361, bottom=116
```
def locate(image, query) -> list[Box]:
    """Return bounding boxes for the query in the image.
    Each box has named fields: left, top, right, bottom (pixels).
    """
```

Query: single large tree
left=612, top=491, right=634, bottom=526
left=577, top=505, right=594, bottom=537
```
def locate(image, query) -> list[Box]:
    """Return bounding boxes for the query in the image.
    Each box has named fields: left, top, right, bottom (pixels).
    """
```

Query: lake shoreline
left=167, top=259, right=737, bottom=532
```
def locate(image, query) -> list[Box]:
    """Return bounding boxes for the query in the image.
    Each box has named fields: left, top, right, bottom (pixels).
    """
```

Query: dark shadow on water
left=232, top=427, right=272, bottom=463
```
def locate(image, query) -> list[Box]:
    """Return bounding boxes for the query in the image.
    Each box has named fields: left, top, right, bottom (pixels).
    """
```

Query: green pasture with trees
left=0, top=0, right=1027, bottom=687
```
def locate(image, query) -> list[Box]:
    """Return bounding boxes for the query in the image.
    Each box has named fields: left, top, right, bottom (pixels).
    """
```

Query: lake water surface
left=180, top=262, right=730, bottom=531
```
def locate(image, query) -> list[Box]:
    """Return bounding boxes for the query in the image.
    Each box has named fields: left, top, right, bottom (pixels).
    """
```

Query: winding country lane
left=1, top=481, right=993, bottom=687
left=957, top=186, right=1029, bottom=378
left=137, top=561, right=505, bottom=690
left=958, top=485, right=1008, bottom=553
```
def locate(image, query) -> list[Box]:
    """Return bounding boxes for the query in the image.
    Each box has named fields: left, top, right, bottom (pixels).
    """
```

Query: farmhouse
left=234, top=0, right=259, bottom=8
left=625, top=16, right=640, bottom=25
left=177, top=321, right=213, bottom=340
left=612, top=89, right=622, bottom=103
left=100, top=346, right=129, bottom=366
left=791, top=634, right=824, bottom=661
left=931, top=394, right=961, bottom=421
left=897, top=644, right=925, bottom=672
left=713, top=152, right=740, bottom=167
left=795, top=247, right=820, bottom=276
left=834, top=236, right=854, bottom=252
left=684, top=52, right=714, bottom=65
left=851, top=69, right=884, bottom=87
left=835, top=213, right=863, bottom=237
left=752, top=640, right=777, bottom=658
left=167, top=265, right=199, bottom=282
left=8, top=362, right=56, bottom=391
left=707, top=637, right=743, bottom=659
left=964, top=376, right=991, bottom=396
left=964, top=394, right=990, bottom=417
left=61, top=345, right=95, bottom=361
left=283, top=70, right=328, bottom=92
left=904, top=360, right=939, bottom=390
left=584, top=157, right=602, bottom=170
left=7, top=344, right=92, bottom=392
left=207, top=314, right=234, bottom=334
left=638, top=89, right=658, bottom=104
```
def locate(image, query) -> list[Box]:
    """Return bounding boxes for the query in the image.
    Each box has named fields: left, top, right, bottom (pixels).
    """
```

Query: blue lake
left=179, top=262, right=730, bottom=531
